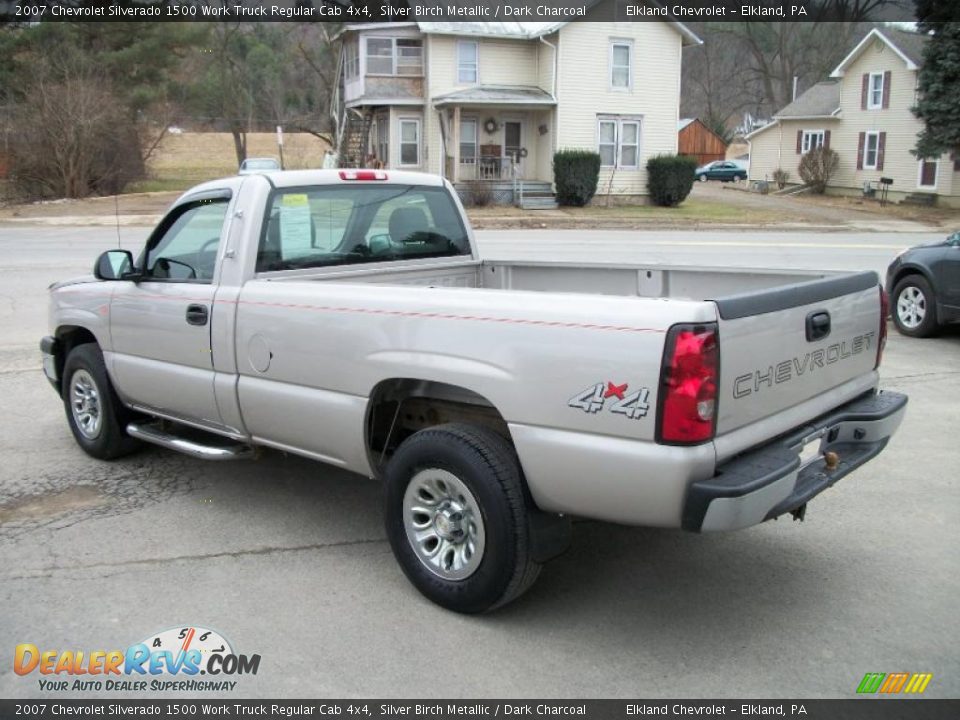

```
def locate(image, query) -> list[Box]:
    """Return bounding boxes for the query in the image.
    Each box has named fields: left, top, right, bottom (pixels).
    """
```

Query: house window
left=399, top=119, right=420, bottom=166
left=598, top=116, right=642, bottom=169
left=610, top=41, right=632, bottom=90
left=344, top=41, right=359, bottom=80
left=396, top=39, right=423, bottom=76
left=802, top=130, right=825, bottom=154
left=868, top=72, right=884, bottom=109
left=365, top=37, right=423, bottom=76
left=598, top=120, right=617, bottom=167
left=864, top=131, right=880, bottom=169
left=459, top=118, right=478, bottom=164
left=918, top=158, right=939, bottom=188
left=458, top=41, right=478, bottom=84
left=366, top=38, right=393, bottom=75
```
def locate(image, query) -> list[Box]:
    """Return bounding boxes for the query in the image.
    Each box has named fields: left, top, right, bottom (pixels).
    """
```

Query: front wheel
left=62, top=344, right=141, bottom=459
left=699, top=174, right=708, bottom=182
left=892, top=275, right=938, bottom=338
left=384, top=423, right=540, bottom=613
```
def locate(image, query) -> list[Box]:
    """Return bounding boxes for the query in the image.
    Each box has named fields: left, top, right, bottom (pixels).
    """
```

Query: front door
left=938, top=234, right=960, bottom=311
left=503, top=120, right=523, bottom=178
left=108, top=190, right=232, bottom=429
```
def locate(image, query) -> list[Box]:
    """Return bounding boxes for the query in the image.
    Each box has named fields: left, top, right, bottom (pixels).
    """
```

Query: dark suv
left=886, top=232, right=960, bottom=337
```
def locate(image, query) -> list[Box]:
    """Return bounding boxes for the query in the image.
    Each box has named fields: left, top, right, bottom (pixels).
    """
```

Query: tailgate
left=714, top=271, right=882, bottom=435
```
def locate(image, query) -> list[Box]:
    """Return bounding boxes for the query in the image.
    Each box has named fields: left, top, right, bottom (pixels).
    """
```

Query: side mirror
left=94, top=250, right=138, bottom=281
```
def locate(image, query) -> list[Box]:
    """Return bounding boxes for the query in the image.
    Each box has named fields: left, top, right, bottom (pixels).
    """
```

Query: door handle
left=806, top=310, right=831, bottom=342
left=186, top=304, right=209, bottom=326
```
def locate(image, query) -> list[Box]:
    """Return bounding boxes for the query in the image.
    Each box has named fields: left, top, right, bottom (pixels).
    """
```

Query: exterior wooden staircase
left=337, top=109, right=373, bottom=169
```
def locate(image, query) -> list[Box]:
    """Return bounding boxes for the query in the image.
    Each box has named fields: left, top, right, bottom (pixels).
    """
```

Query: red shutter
left=857, top=132, right=865, bottom=170
left=824, top=130, right=831, bottom=150
left=861, top=74, right=869, bottom=110
left=796, top=130, right=803, bottom=154
left=882, top=71, right=891, bottom=109
left=877, top=132, right=886, bottom=171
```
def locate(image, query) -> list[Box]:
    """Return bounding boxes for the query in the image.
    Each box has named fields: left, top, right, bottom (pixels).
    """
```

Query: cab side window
left=144, top=198, right=229, bottom=282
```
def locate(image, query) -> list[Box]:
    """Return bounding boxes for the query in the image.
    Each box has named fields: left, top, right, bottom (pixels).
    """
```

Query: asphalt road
left=0, top=226, right=957, bottom=699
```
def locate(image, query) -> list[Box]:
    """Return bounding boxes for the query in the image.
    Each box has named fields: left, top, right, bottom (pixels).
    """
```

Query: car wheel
left=384, top=423, right=540, bottom=613
left=699, top=174, right=708, bottom=182
left=62, top=343, right=142, bottom=460
left=892, top=275, right=938, bottom=338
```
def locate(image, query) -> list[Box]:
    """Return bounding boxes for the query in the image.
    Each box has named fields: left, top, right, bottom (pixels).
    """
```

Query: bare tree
left=9, top=55, right=143, bottom=198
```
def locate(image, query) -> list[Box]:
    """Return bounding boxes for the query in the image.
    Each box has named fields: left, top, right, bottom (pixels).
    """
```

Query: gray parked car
left=885, top=232, right=960, bottom=337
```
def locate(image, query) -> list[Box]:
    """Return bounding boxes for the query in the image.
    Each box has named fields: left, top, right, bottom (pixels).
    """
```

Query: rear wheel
left=892, top=275, right=938, bottom=338
left=384, top=423, right=540, bottom=613
left=62, top=344, right=141, bottom=459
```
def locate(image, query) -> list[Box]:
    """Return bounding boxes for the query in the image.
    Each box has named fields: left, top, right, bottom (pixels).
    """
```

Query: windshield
left=257, top=184, right=471, bottom=272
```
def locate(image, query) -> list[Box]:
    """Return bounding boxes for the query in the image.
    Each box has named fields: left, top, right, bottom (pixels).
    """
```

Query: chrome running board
left=127, top=422, right=255, bottom=461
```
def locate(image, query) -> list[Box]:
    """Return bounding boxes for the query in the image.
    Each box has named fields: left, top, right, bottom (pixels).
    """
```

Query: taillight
left=657, top=323, right=719, bottom=445
left=876, top=285, right=889, bottom=369
left=339, top=170, right=388, bottom=181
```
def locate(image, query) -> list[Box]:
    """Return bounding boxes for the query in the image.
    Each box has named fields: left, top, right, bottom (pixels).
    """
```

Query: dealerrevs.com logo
left=14, top=626, right=260, bottom=692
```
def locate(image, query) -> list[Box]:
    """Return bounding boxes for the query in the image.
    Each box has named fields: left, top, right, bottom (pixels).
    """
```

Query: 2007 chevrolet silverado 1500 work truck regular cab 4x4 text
left=41, top=170, right=907, bottom=613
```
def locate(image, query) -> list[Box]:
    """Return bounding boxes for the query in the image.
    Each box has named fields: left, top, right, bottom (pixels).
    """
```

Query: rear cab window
left=257, top=184, right=470, bottom=273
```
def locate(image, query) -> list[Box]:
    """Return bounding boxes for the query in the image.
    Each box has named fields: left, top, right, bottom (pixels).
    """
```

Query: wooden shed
left=678, top=118, right=727, bottom=167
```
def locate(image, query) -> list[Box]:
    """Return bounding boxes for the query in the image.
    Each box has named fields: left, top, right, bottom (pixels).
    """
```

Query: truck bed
left=263, top=257, right=831, bottom=302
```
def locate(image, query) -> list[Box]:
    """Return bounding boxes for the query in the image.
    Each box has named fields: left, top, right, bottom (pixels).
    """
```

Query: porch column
left=453, top=106, right=461, bottom=184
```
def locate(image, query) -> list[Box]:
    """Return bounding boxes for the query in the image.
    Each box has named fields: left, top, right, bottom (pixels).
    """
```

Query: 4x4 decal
left=568, top=381, right=651, bottom=420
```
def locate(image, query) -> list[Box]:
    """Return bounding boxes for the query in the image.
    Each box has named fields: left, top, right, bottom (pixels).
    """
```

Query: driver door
left=108, top=190, right=232, bottom=430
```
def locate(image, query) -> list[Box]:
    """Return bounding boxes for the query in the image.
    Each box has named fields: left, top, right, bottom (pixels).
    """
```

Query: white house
left=334, top=17, right=700, bottom=206
left=747, top=27, right=959, bottom=207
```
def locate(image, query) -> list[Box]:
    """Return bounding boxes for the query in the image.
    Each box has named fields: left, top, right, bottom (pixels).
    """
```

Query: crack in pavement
left=1, top=536, right=388, bottom=580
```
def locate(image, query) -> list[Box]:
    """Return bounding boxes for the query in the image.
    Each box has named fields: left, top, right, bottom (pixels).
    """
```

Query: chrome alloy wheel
left=897, top=285, right=927, bottom=329
left=70, top=369, right=102, bottom=440
left=403, top=468, right=486, bottom=581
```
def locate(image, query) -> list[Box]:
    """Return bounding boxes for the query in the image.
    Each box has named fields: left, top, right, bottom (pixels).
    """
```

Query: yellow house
left=334, top=18, right=700, bottom=206
left=747, top=27, right=959, bottom=207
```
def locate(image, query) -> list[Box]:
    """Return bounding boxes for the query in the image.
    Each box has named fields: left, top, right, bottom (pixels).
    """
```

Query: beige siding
left=832, top=42, right=952, bottom=196
left=534, top=110, right=554, bottom=183
left=556, top=22, right=683, bottom=196
left=427, top=36, right=539, bottom=95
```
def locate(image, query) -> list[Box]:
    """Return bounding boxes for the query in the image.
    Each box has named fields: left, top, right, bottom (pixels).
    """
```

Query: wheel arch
left=889, top=264, right=936, bottom=297
left=364, top=377, right=515, bottom=477
left=52, top=325, right=99, bottom=393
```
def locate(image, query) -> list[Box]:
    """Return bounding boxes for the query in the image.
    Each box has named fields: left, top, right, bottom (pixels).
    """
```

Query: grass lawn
left=132, top=132, right=331, bottom=193
left=467, top=196, right=802, bottom=227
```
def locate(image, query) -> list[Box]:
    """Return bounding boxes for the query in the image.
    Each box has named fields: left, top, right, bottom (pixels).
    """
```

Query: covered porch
left=434, top=86, right=556, bottom=205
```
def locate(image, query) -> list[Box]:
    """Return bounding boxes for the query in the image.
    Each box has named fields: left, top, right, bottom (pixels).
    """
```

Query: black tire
left=699, top=174, right=708, bottom=182
left=892, top=274, right=939, bottom=338
left=384, top=423, right=540, bottom=613
left=62, top=343, right=141, bottom=460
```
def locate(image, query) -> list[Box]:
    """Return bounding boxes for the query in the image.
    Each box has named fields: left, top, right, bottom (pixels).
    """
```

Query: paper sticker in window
left=280, top=193, right=313, bottom=258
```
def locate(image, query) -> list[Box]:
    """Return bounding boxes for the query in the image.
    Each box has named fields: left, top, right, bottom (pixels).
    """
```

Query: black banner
left=0, top=0, right=917, bottom=24
left=0, top=700, right=958, bottom=720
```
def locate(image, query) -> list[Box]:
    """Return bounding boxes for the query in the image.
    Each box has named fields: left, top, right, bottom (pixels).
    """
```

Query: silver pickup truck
left=42, top=170, right=907, bottom=612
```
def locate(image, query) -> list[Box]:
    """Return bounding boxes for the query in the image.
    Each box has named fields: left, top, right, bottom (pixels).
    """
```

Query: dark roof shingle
left=775, top=81, right=841, bottom=118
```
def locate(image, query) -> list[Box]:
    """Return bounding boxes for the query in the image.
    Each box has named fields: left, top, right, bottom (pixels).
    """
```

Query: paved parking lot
left=0, top=226, right=957, bottom=699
